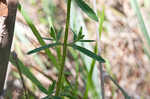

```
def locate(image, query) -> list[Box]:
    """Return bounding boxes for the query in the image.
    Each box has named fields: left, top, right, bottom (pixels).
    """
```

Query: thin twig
left=103, top=72, right=131, bottom=99
left=12, top=51, right=28, bottom=99
left=92, top=0, right=105, bottom=98
left=99, top=63, right=105, bottom=99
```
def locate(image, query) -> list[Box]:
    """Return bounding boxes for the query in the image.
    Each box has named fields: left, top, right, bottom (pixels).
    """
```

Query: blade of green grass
left=10, top=54, right=48, bottom=94
left=108, top=75, right=131, bottom=99
left=75, top=0, right=98, bottom=22
left=89, top=44, right=98, bottom=81
left=130, top=0, right=150, bottom=46
left=84, top=44, right=98, bottom=99
left=70, top=1, right=101, bottom=98
left=97, top=6, right=105, bottom=99
left=18, top=3, right=58, bottom=67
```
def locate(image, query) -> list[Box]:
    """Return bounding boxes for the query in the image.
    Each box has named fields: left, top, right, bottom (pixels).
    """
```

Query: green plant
left=9, top=0, right=134, bottom=98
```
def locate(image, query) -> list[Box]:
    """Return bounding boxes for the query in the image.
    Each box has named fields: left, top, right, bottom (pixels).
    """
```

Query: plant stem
left=93, top=0, right=105, bottom=98
left=12, top=51, right=28, bottom=99
left=99, top=63, right=105, bottom=99
left=55, top=0, right=72, bottom=96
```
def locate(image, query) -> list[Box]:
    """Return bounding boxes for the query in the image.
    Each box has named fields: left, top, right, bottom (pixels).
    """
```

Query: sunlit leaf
left=75, top=0, right=98, bottom=21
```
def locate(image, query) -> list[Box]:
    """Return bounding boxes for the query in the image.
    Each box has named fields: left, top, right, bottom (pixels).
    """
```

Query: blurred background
left=4, top=0, right=150, bottom=98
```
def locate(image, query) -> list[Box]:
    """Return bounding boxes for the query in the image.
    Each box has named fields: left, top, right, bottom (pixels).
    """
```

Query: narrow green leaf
left=75, top=0, right=98, bottom=21
left=78, top=40, right=95, bottom=42
left=80, top=35, right=85, bottom=40
left=50, top=27, right=56, bottom=40
left=42, top=37, right=54, bottom=41
left=109, top=75, right=131, bottom=99
left=10, top=55, right=48, bottom=94
left=48, top=81, right=56, bottom=94
left=130, top=0, right=150, bottom=46
left=18, top=3, right=58, bottom=67
left=79, top=27, right=82, bottom=35
left=84, top=44, right=98, bottom=99
left=71, top=29, right=78, bottom=41
left=78, top=27, right=83, bottom=40
left=89, top=43, right=98, bottom=78
left=69, top=44, right=105, bottom=63
left=98, top=6, right=105, bottom=39
left=56, top=28, right=63, bottom=42
left=28, top=43, right=61, bottom=54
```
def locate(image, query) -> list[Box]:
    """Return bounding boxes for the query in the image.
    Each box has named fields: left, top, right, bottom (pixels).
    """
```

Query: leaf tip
left=27, top=51, right=33, bottom=55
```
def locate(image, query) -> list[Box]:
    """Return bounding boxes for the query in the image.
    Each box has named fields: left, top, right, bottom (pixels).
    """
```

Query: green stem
left=55, top=0, right=72, bottom=96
